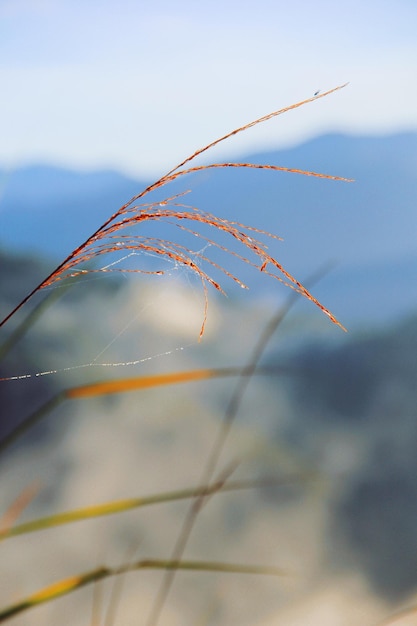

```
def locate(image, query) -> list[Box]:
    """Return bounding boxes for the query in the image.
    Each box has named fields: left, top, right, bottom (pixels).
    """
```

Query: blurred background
left=1, top=1, right=417, bottom=624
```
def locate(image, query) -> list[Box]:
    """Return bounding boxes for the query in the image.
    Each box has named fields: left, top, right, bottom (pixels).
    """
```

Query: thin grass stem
left=146, top=265, right=332, bottom=625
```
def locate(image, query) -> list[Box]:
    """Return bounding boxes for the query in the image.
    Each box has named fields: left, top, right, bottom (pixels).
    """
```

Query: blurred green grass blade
left=0, top=475, right=307, bottom=541
left=0, top=566, right=109, bottom=622
left=0, top=559, right=288, bottom=623
left=0, top=392, right=66, bottom=455
left=139, top=559, right=288, bottom=577
left=0, top=283, right=72, bottom=361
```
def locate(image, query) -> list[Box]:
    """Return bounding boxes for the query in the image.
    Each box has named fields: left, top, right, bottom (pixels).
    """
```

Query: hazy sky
left=1, top=0, right=416, bottom=177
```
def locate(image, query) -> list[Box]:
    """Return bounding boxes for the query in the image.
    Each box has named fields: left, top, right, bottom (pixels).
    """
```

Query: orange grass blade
left=65, top=367, right=242, bottom=399
left=0, top=481, right=41, bottom=535
left=0, top=367, right=251, bottom=454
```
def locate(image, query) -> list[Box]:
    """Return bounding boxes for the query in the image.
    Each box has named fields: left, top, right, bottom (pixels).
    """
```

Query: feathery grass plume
left=0, top=84, right=350, bottom=335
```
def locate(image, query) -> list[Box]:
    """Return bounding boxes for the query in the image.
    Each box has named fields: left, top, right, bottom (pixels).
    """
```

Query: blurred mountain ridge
left=1, top=131, right=417, bottom=328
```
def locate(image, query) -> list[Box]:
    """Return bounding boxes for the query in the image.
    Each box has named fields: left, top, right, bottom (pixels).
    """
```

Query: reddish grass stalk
left=0, top=84, right=350, bottom=333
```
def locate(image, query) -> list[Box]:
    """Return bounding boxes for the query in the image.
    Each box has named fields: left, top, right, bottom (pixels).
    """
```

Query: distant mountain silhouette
left=1, top=132, right=417, bottom=327
left=0, top=166, right=144, bottom=258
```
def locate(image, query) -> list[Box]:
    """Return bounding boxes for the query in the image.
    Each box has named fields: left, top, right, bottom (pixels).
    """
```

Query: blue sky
left=1, top=0, right=416, bottom=177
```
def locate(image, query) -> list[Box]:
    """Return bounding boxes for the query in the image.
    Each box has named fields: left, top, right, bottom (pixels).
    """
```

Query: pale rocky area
left=1, top=270, right=417, bottom=625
